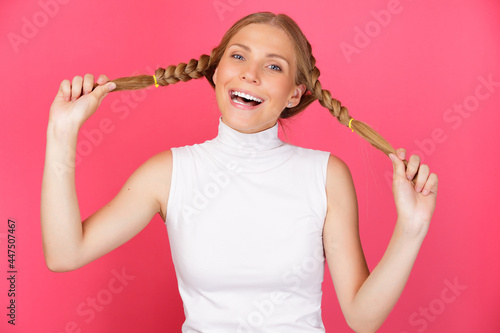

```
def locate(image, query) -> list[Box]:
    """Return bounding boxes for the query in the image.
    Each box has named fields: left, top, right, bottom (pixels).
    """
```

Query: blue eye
left=231, top=54, right=282, bottom=72
left=269, top=64, right=282, bottom=72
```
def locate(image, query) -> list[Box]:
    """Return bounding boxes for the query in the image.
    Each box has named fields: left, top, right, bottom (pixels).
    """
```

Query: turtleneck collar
left=214, top=116, right=284, bottom=152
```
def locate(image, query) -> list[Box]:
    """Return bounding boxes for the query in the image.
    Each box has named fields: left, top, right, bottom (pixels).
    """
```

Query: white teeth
left=231, top=90, right=263, bottom=103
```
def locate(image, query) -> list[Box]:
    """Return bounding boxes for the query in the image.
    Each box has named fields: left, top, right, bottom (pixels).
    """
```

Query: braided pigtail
left=308, top=66, right=397, bottom=158
left=91, top=54, right=214, bottom=92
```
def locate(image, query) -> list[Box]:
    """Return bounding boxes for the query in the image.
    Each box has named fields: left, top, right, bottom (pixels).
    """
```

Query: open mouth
left=230, top=90, right=263, bottom=107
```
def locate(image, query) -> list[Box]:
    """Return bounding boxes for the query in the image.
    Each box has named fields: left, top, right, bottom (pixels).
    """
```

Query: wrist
left=47, top=120, right=79, bottom=141
left=394, top=217, right=428, bottom=242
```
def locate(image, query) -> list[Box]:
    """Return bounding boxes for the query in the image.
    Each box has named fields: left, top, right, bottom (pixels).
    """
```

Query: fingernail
left=108, top=83, right=116, bottom=91
left=399, top=151, right=406, bottom=159
left=423, top=189, right=429, bottom=195
left=64, top=96, right=70, bottom=102
left=389, top=154, right=395, bottom=161
left=416, top=186, right=422, bottom=192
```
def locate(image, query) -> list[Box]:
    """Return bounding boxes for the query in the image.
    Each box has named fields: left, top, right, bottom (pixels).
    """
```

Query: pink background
left=1, top=0, right=499, bottom=332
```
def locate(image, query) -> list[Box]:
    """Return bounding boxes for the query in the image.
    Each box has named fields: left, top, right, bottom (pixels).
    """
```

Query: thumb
left=389, top=153, right=406, bottom=179
left=91, top=81, right=116, bottom=100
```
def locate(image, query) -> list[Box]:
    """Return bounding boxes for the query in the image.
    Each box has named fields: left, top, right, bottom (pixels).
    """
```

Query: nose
left=240, top=63, right=260, bottom=84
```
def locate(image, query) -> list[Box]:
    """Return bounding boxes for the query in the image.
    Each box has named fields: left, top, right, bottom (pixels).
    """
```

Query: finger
left=422, top=173, right=438, bottom=196
left=97, top=74, right=109, bottom=85
left=405, top=154, right=421, bottom=181
left=90, top=80, right=116, bottom=102
left=83, top=74, right=94, bottom=95
left=395, top=148, right=406, bottom=160
left=71, top=75, right=83, bottom=101
left=59, top=79, right=71, bottom=102
left=413, top=164, right=430, bottom=193
left=389, top=153, right=406, bottom=178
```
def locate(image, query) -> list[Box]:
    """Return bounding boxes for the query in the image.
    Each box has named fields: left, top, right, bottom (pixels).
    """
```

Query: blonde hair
left=98, top=12, right=398, bottom=158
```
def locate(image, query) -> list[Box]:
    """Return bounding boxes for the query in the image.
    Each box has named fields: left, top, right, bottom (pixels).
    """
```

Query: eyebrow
left=228, top=43, right=290, bottom=66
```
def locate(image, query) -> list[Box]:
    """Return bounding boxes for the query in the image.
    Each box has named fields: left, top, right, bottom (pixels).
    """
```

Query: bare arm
left=41, top=74, right=172, bottom=272
left=323, top=151, right=438, bottom=333
left=322, top=154, right=370, bottom=331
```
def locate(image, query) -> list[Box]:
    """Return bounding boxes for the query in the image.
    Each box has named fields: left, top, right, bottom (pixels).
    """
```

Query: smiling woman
left=42, top=11, right=438, bottom=333
left=212, top=23, right=305, bottom=133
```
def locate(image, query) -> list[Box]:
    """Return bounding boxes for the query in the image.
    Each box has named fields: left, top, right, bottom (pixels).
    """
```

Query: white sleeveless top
left=165, top=116, right=331, bottom=332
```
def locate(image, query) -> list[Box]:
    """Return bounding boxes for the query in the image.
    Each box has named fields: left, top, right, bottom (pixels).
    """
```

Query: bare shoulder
left=326, top=154, right=354, bottom=192
left=326, top=153, right=349, bottom=171
left=325, top=153, right=357, bottom=213
left=140, top=149, right=173, bottom=222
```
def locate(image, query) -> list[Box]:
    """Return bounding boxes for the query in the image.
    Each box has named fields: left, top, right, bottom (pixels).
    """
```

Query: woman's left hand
left=389, top=148, right=438, bottom=238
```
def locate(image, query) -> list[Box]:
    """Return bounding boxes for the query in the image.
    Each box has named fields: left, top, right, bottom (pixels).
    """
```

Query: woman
left=41, top=12, right=438, bottom=332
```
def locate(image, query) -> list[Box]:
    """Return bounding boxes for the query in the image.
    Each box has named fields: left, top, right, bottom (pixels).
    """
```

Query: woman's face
left=213, top=23, right=306, bottom=134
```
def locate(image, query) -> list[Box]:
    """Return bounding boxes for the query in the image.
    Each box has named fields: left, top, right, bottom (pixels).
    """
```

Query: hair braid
left=309, top=66, right=396, bottom=157
left=154, top=55, right=212, bottom=87
left=91, top=54, right=213, bottom=92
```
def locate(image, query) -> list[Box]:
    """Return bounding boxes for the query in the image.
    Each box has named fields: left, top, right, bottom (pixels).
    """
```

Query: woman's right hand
left=49, top=74, right=116, bottom=131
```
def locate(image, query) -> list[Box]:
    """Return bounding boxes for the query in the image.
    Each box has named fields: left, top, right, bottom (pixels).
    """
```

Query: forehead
left=227, top=23, right=296, bottom=62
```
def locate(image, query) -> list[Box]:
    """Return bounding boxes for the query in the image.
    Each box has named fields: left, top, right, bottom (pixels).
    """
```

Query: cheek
left=215, top=60, right=235, bottom=81
left=270, top=80, right=294, bottom=101
left=220, top=66, right=240, bottom=83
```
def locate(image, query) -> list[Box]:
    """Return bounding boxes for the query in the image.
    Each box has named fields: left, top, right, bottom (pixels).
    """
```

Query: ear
left=288, top=84, right=307, bottom=107
left=213, top=67, right=218, bottom=84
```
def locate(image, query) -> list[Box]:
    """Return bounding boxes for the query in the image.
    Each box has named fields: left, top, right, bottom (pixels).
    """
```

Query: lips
left=228, top=89, right=265, bottom=110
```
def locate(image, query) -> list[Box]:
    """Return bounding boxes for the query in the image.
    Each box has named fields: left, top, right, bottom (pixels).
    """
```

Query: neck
left=215, top=116, right=283, bottom=152
left=222, top=117, right=278, bottom=134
